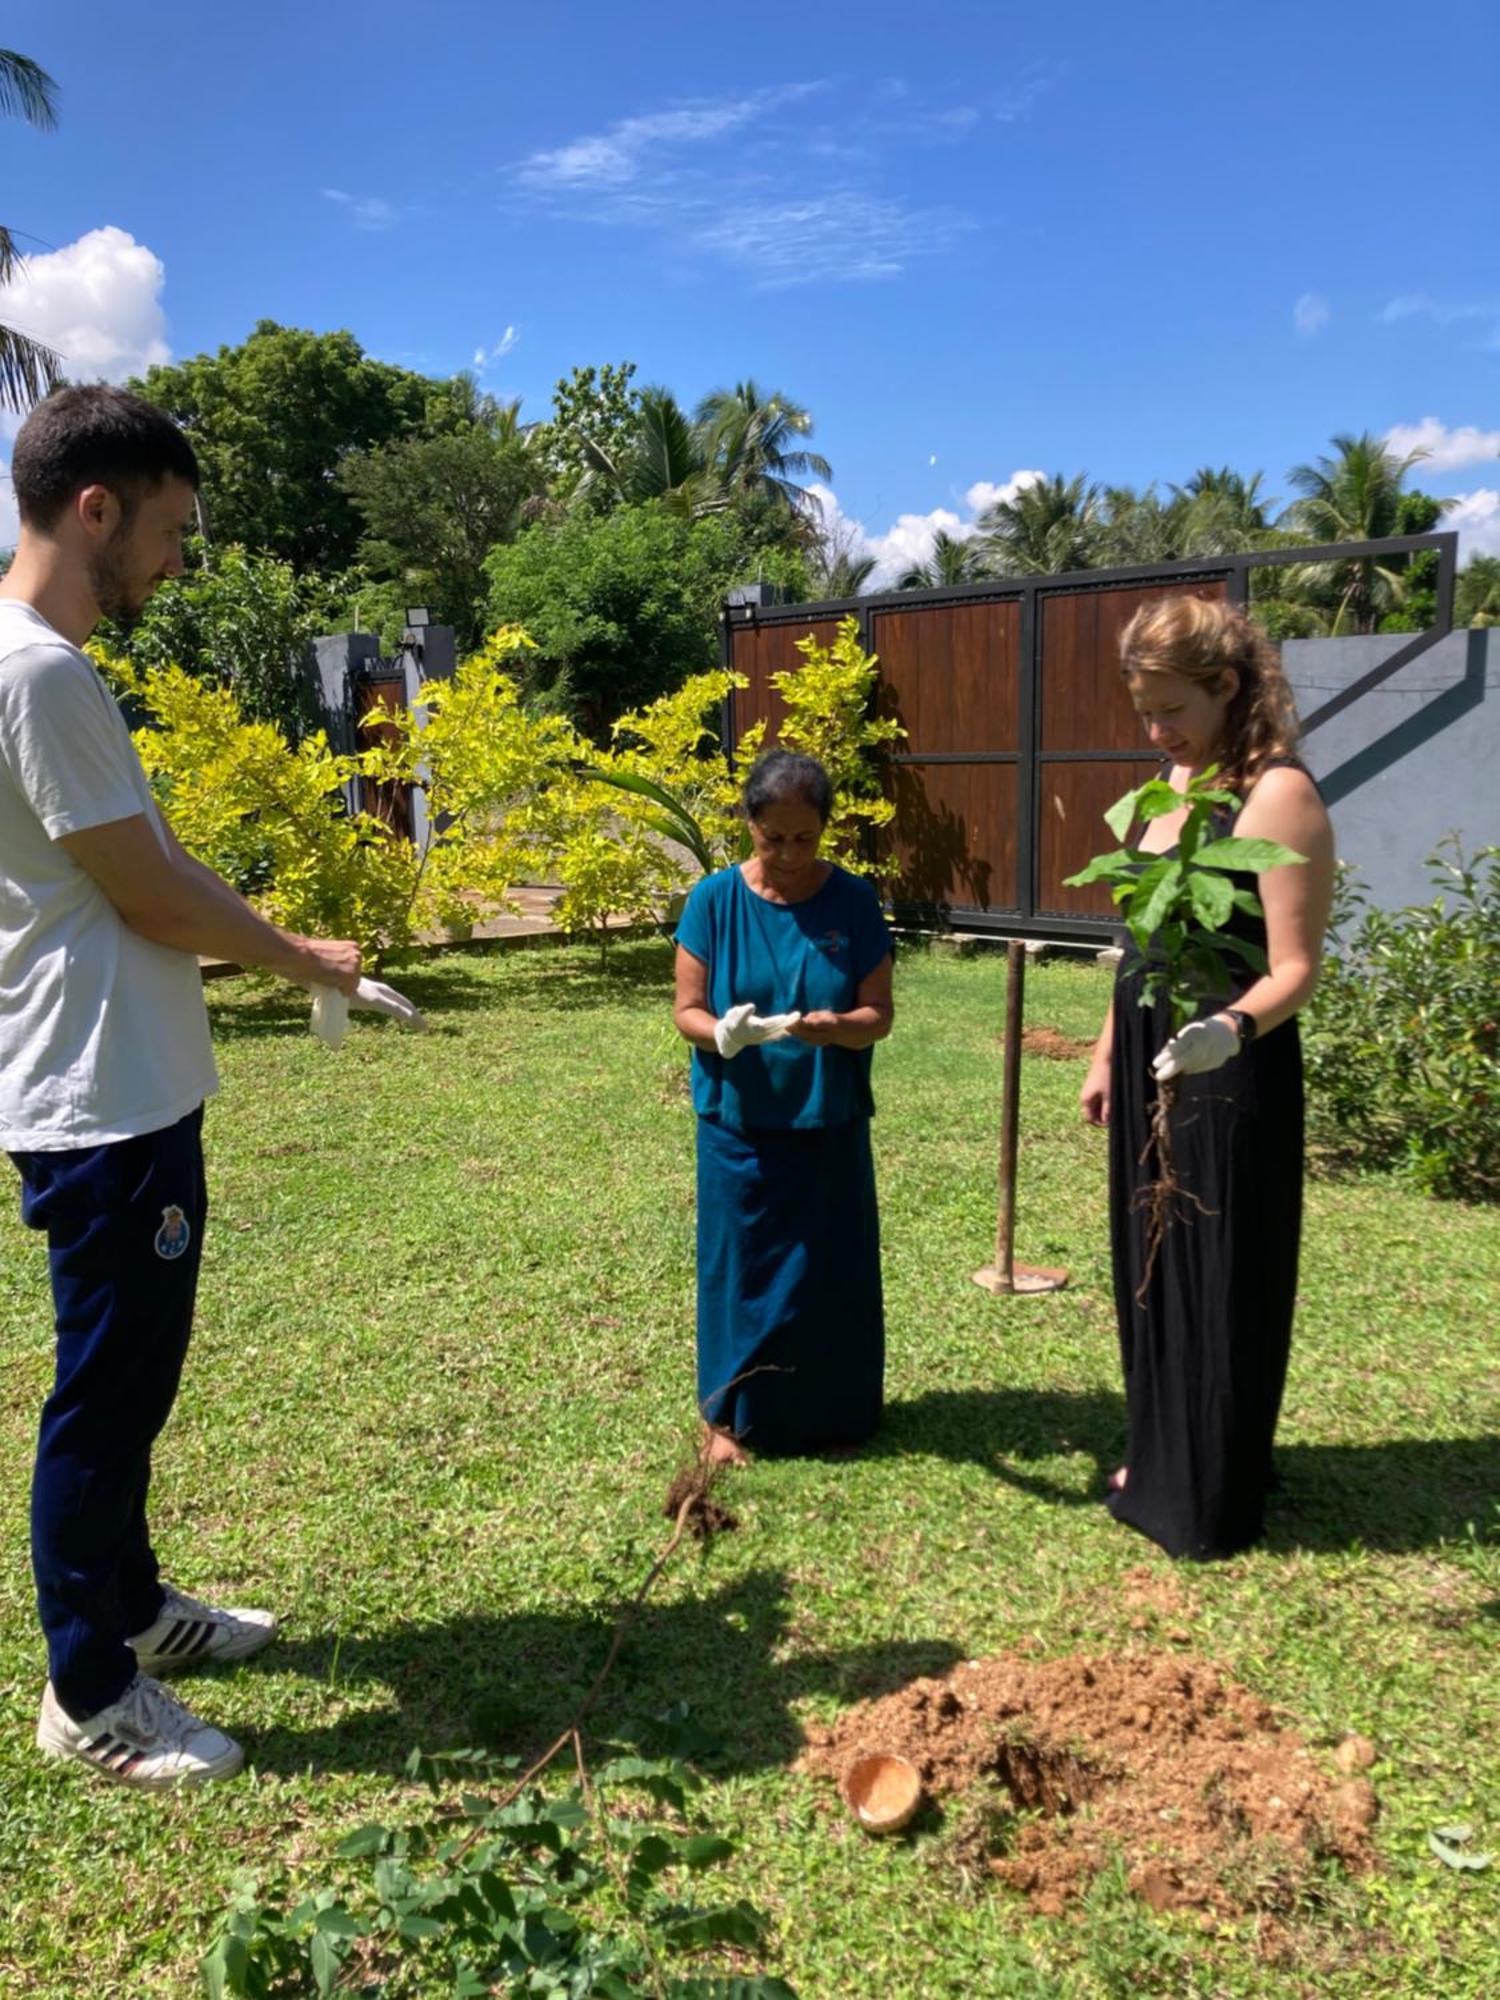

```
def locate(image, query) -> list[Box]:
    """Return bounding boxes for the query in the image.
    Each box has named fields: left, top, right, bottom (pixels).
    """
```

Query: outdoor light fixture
left=405, top=607, right=430, bottom=629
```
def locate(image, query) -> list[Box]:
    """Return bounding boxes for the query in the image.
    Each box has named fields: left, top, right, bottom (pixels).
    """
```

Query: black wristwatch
left=1224, top=1007, right=1256, bottom=1046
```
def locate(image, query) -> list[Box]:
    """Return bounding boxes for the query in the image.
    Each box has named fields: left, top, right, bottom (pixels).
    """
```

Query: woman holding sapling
left=1079, top=596, right=1334, bottom=1559
left=673, top=749, right=895, bottom=1464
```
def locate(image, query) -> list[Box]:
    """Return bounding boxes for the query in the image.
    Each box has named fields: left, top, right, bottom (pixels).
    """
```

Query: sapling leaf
left=1193, top=836, right=1306, bottom=872
left=1064, top=847, right=1140, bottom=887
left=1187, top=871, right=1234, bottom=928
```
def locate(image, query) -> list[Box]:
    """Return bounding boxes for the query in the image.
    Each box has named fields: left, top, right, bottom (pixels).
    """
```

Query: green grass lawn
left=1, top=940, right=1495, bottom=1997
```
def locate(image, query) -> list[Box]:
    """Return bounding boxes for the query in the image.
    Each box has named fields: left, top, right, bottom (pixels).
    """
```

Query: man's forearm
left=131, top=852, right=323, bottom=983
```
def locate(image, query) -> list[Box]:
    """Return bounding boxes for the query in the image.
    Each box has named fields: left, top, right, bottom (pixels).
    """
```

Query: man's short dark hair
left=10, top=384, right=199, bottom=530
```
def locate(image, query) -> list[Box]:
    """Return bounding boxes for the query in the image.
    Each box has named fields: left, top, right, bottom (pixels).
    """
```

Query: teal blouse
left=675, top=863, right=894, bottom=1132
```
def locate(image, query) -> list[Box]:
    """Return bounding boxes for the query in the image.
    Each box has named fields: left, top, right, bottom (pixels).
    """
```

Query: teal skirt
left=695, top=1115, right=884, bottom=1455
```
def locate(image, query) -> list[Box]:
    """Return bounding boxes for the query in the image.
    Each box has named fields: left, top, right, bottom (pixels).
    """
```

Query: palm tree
left=1091, top=485, right=1184, bottom=568
left=897, top=528, right=989, bottom=589
left=1456, top=555, right=1500, bottom=629
left=1168, top=467, right=1283, bottom=556
left=976, top=472, right=1101, bottom=576
left=577, top=386, right=719, bottom=516
left=1, top=50, right=61, bottom=414
left=812, top=549, right=878, bottom=598
left=695, top=380, right=832, bottom=516
left=1282, top=432, right=1435, bottom=633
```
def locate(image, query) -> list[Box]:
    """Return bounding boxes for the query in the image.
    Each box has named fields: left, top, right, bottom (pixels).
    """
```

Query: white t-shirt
left=0, top=599, right=218, bottom=1150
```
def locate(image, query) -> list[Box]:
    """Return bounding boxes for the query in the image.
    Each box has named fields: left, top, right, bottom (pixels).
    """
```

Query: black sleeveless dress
left=1106, top=770, right=1307, bottom=1559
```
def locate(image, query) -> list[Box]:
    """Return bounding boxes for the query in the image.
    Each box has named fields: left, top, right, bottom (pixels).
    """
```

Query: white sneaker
left=127, top=1583, right=278, bottom=1676
left=37, top=1674, right=244, bottom=1789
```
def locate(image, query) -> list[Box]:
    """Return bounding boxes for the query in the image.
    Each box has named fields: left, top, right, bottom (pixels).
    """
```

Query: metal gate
left=721, top=534, right=1456, bottom=940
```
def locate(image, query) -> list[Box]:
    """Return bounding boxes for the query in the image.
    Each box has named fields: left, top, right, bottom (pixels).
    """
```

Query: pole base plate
left=972, top=1263, right=1070, bottom=1297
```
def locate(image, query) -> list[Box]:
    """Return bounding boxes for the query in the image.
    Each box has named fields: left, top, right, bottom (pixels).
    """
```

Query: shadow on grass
left=875, top=1389, right=1500, bottom=1556
left=203, top=938, right=675, bottom=1040
left=247, top=1566, right=960, bottom=1781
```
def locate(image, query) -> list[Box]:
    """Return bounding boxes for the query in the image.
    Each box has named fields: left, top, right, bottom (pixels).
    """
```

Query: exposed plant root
left=452, top=1451, right=734, bottom=1859
left=1133, top=1076, right=1212, bottom=1304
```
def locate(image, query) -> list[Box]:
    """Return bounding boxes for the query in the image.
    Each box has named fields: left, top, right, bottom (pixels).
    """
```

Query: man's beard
left=87, top=532, right=147, bottom=632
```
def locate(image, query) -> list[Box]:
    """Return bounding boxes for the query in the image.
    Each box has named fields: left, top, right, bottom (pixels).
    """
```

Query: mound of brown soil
left=1021, top=1026, right=1095, bottom=1061
left=800, top=1650, right=1376, bottom=1918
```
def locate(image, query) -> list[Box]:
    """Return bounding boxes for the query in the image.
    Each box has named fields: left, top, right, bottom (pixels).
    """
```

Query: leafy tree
left=534, top=361, right=639, bottom=501
left=977, top=472, right=1102, bottom=575
left=1455, top=554, right=1500, bottom=628
left=897, top=528, right=989, bottom=589
left=98, top=539, right=346, bottom=739
left=696, top=379, right=832, bottom=516
left=338, top=421, right=545, bottom=649
left=1374, top=491, right=1447, bottom=632
left=484, top=501, right=807, bottom=732
left=130, top=322, right=445, bottom=570
left=0, top=49, right=61, bottom=414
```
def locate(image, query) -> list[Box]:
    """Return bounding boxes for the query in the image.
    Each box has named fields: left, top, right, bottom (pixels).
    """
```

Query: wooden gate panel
left=870, top=599, right=1021, bottom=753
left=1038, top=759, right=1158, bottom=918
left=354, top=674, right=414, bottom=840
left=885, top=761, right=1019, bottom=914
left=726, top=618, right=841, bottom=744
left=1040, top=580, right=1226, bottom=752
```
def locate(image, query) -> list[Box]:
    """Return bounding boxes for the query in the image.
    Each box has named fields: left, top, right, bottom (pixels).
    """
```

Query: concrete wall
left=1283, top=627, right=1499, bottom=910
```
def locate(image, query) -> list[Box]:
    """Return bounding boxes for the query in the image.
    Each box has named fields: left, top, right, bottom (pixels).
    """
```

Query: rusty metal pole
left=973, top=940, right=1069, bottom=1298
left=994, top=938, right=1025, bottom=1286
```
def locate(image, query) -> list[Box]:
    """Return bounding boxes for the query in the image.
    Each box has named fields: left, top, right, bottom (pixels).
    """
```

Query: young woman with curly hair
left=1079, top=594, right=1335, bottom=1559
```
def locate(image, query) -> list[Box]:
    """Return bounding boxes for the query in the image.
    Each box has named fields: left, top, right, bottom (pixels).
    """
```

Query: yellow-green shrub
left=752, top=615, right=902, bottom=875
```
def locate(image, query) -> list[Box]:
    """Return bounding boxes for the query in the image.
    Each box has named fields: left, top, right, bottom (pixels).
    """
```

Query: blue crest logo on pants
left=154, top=1204, right=192, bottom=1261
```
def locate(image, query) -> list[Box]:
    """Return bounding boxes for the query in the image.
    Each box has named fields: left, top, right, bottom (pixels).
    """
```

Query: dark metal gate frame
left=721, top=530, right=1458, bottom=942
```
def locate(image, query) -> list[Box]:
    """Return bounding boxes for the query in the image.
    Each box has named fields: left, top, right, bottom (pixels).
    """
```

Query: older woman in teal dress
left=673, top=750, right=895, bottom=1464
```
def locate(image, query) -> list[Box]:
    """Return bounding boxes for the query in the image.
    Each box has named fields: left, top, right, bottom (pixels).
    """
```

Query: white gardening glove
left=350, top=976, right=427, bottom=1031
left=1151, top=1014, right=1239, bottom=1083
left=311, top=977, right=426, bottom=1048
left=713, top=1002, right=802, bottom=1059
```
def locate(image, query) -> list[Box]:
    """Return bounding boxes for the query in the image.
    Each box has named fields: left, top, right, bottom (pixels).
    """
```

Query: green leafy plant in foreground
left=1065, top=767, right=1304, bottom=1283
left=203, top=1724, right=796, bottom=1999
left=1304, top=840, right=1500, bottom=1199
left=1065, top=766, right=1303, bottom=1029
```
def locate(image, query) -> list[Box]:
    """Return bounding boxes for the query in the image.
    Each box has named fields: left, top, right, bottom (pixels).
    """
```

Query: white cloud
left=810, top=470, right=1045, bottom=587
left=1293, top=291, right=1330, bottom=336
left=472, top=325, right=519, bottom=371
left=1443, top=488, right=1500, bottom=562
left=0, top=225, right=171, bottom=551
left=1383, top=417, right=1500, bottom=474
left=516, top=84, right=826, bottom=190
left=1378, top=292, right=1497, bottom=326
left=511, top=82, right=969, bottom=287
left=963, top=471, right=1044, bottom=515
left=321, top=187, right=402, bottom=231
left=692, top=191, right=969, bottom=288
left=0, top=225, right=168, bottom=381
left=995, top=60, right=1063, bottom=124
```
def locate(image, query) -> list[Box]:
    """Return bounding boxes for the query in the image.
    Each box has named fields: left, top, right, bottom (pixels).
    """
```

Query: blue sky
left=4, top=0, right=1498, bottom=571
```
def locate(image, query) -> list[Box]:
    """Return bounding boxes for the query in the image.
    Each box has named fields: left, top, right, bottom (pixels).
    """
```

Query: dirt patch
left=800, top=1650, right=1375, bottom=1918
left=1021, top=1025, right=1095, bottom=1061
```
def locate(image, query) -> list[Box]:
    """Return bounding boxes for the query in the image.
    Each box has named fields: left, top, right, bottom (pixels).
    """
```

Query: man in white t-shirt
left=1, top=385, right=361, bottom=1789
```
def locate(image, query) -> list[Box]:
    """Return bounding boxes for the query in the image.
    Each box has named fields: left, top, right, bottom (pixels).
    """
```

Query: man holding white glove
left=312, top=977, right=428, bottom=1048
left=1, top=387, right=364, bottom=1791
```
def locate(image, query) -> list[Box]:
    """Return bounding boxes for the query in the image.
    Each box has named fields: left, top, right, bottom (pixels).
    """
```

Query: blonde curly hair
left=1119, top=594, right=1302, bottom=792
